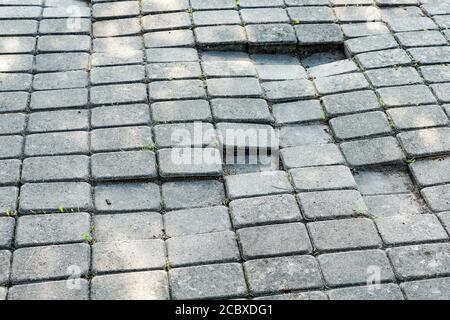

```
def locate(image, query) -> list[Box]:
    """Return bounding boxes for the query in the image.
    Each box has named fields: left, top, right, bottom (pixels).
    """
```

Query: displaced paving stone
left=230, top=194, right=302, bottom=228
left=365, top=67, right=422, bottom=88
left=401, top=278, right=450, bottom=300
left=319, top=250, right=395, bottom=287
left=397, top=128, right=450, bottom=158
left=207, top=78, right=262, bottom=98
left=142, top=12, right=191, bottom=32
left=11, top=244, right=90, bottom=283
left=91, top=126, right=153, bottom=152
left=147, top=62, right=202, bottom=80
left=263, top=79, right=316, bottom=102
left=308, top=59, right=358, bottom=79
left=244, top=255, right=323, bottom=295
left=0, top=217, right=14, bottom=249
left=281, top=144, right=344, bottom=169
left=91, top=104, right=150, bottom=128
left=290, top=165, right=357, bottom=192
left=25, top=131, right=89, bottom=156
left=386, top=16, right=437, bottom=32
left=345, top=34, right=398, bottom=55
left=170, top=263, right=247, bottom=300
left=341, top=22, right=390, bottom=38
left=211, top=98, right=272, bottom=123
left=91, top=271, right=169, bottom=300
left=409, top=157, right=450, bottom=187
left=241, top=8, right=289, bottom=24
left=308, top=218, right=381, bottom=252
left=162, top=180, right=225, bottom=210
left=202, top=57, right=256, bottom=78
left=354, top=169, right=413, bottom=195
left=334, top=6, right=381, bottom=22
left=387, top=243, right=450, bottom=281
left=0, top=251, right=11, bottom=285
left=238, top=223, right=311, bottom=259
left=315, top=72, right=370, bottom=95
left=8, top=280, right=89, bottom=300
left=387, top=105, right=448, bottom=131
left=295, top=24, right=344, bottom=45
left=246, top=24, right=297, bottom=47
left=94, top=183, right=161, bottom=213
left=297, top=190, right=368, bottom=221
left=322, top=90, right=381, bottom=116
left=195, top=26, right=247, bottom=47
left=166, top=231, right=240, bottom=267
left=146, top=48, right=198, bottom=63
left=279, top=124, right=332, bottom=148
left=365, top=193, right=424, bottom=217
left=330, top=111, right=391, bottom=141
left=328, top=284, right=404, bottom=300
left=355, top=49, right=411, bottom=69
left=15, top=213, right=90, bottom=247
left=154, top=122, right=215, bottom=148
left=421, top=184, right=450, bottom=212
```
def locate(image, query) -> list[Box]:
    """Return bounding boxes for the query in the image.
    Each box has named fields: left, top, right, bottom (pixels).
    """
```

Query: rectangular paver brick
left=8, top=280, right=89, bottom=300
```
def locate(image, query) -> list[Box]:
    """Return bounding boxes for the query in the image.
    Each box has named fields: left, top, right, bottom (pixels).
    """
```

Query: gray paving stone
left=193, top=10, right=241, bottom=26
left=345, top=34, right=398, bottom=55
left=149, top=80, right=206, bottom=101
left=92, top=151, right=157, bottom=181
left=91, top=104, right=150, bottom=128
left=43, top=6, right=91, bottom=18
left=15, top=213, right=90, bottom=247
left=288, top=6, right=335, bottom=23
left=146, top=48, right=198, bottom=63
left=334, top=6, right=381, bottom=22
left=272, top=100, right=323, bottom=124
left=308, top=218, right=381, bottom=252
left=341, top=136, right=405, bottom=167
left=147, top=62, right=201, bottom=80
left=328, top=284, right=404, bottom=300
left=354, top=169, right=413, bottom=195
left=0, top=54, right=33, bottom=72
left=90, top=84, right=147, bottom=105
left=0, top=251, right=11, bottom=285
left=91, top=126, right=153, bottom=153
left=385, top=16, right=437, bottom=32
left=25, top=131, right=89, bottom=156
left=154, top=122, right=215, bottom=148
left=397, top=128, right=450, bottom=158
left=0, top=217, right=14, bottom=249
left=298, top=189, right=367, bottom=221
left=93, top=239, right=166, bottom=274
left=387, top=105, right=448, bottom=131
left=164, top=206, right=231, bottom=237
left=421, top=184, right=450, bottom=212
left=30, top=88, right=88, bottom=110
left=22, top=155, right=89, bottom=183
left=170, top=263, right=247, bottom=300
left=322, top=90, right=381, bottom=116
left=142, top=12, right=191, bottom=32
left=229, top=194, right=302, bottom=228
left=365, top=67, right=422, bottom=88
left=246, top=24, right=297, bottom=47
left=255, top=291, right=328, bottom=301
left=11, top=243, right=90, bottom=283
left=242, top=8, right=289, bottom=24
left=420, top=65, right=450, bottom=84
left=376, top=215, right=448, bottom=246
left=444, top=105, right=450, bottom=118
left=37, top=35, right=91, bottom=52
left=290, top=165, right=357, bottom=192
left=35, top=53, right=89, bottom=72
left=152, top=100, right=211, bottom=123
left=408, top=47, right=450, bottom=65
left=281, top=144, right=344, bottom=169
left=211, top=98, right=272, bottom=123
left=0, top=20, right=38, bottom=36
left=91, top=65, right=145, bottom=85
left=93, top=18, right=141, bottom=37
left=0, top=73, right=32, bottom=92
left=33, top=71, right=88, bottom=91
left=255, top=63, right=307, bottom=81
left=401, top=278, right=450, bottom=300
left=0, top=92, right=28, bottom=113
left=319, top=249, right=395, bottom=287
left=144, top=29, right=195, bottom=48
left=238, top=223, right=311, bottom=259
left=39, top=17, right=91, bottom=35
left=93, top=1, right=139, bottom=18
left=0, top=160, right=20, bottom=186
left=91, top=271, right=169, bottom=300
left=308, top=59, right=358, bottom=79
left=341, top=22, right=390, bottom=38
left=0, top=136, right=23, bottom=160
left=409, top=157, right=450, bottom=188
left=225, top=171, right=293, bottom=199
left=431, top=83, right=450, bottom=104
left=0, top=187, right=18, bottom=215
left=207, top=78, right=262, bottom=98
left=195, top=26, right=247, bottom=48
left=397, top=30, right=447, bottom=48
left=142, top=0, right=189, bottom=13
left=216, top=122, right=276, bottom=150
left=330, top=111, right=391, bottom=141
left=94, top=183, right=161, bottom=213
left=244, top=255, right=323, bottom=295
left=263, top=79, right=316, bottom=102
left=28, top=109, right=89, bottom=133
left=0, top=113, right=26, bottom=135
left=295, top=23, right=344, bottom=45
left=422, top=1, right=450, bottom=15
left=279, top=124, right=332, bottom=148
left=167, top=231, right=240, bottom=267
left=355, top=49, right=411, bottom=70
left=91, top=50, right=143, bottom=67
left=365, top=193, right=424, bottom=217
left=387, top=243, right=450, bottom=281
left=162, top=180, right=225, bottom=210
left=202, top=59, right=256, bottom=78
left=8, top=280, right=89, bottom=300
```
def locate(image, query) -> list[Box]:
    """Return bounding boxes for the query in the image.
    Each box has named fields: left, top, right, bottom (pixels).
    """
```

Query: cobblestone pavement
left=1, top=0, right=450, bottom=300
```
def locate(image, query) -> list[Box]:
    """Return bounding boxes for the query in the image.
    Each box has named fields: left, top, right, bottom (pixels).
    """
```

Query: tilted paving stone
left=92, top=239, right=166, bottom=274
left=91, top=65, right=145, bottom=85
left=144, top=29, right=195, bottom=48
left=91, top=271, right=169, bottom=300
left=30, top=88, right=88, bottom=110
left=308, top=59, right=358, bottom=79
left=93, top=18, right=141, bottom=37
left=0, top=20, right=38, bottom=36
left=164, top=206, right=231, bottom=237
left=376, top=215, right=448, bottom=246
left=237, top=222, right=311, bottom=259
left=279, top=124, right=333, bottom=148
left=154, top=122, right=215, bottom=148
left=281, top=144, right=344, bottom=169
left=149, top=80, right=206, bottom=101
left=397, top=30, right=448, bottom=48
left=162, top=180, right=225, bottom=210
left=322, top=90, right=381, bottom=117
left=409, top=157, right=450, bottom=187
left=211, top=98, right=272, bottom=123
left=91, top=104, right=150, bottom=128
left=0, top=217, right=14, bottom=249
left=0, top=113, right=26, bottom=135
left=8, top=280, right=89, bottom=300
left=341, top=22, right=390, bottom=38
left=170, top=263, right=247, bottom=300
left=315, top=73, right=370, bottom=95
left=91, top=126, right=153, bottom=153
left=94, top=183, right=161, bottom=213
left=229, top=194, right=302, bottom=228
left=0, top=92, right=28, bottom=113
left=254, top=291, right=328, bottom=301
left=318, top=249, right=395, bottom=287
left=297, top=190, right=368, bottom=221
left=290, top=165, right=357, bottom=192
left=0, top=251, right=11, bottom=285
left=166, top=231, right=240, bottom=267
left=15, top=213, right=90, bottom=247
left=295, top=24, right=344, bottom=45
left=246, top=24, right=297, bottom=48
left=365, top=67, right=423, bottom=88
left=28, top=110, right=89, bottom=133
left=355, top=49, right=412, bottom=70
left=328, top=284, right=404, bottom=300
left=33, top=71, right=88, bottom=91
left=0, top=159, right=21, bottom=186
left=92, top=151, right=157, bottom=181
left=421, top=184, right=450, bottom=212
left=22, top=155, right=89, bottom=183
left=244, top=255, right=323, bottom=295
left=0, top=187, right=18, bottom=215
left=225, top=171, right=293, bottom=199
left=397, top=128, right=450, bottom=158
left=19, top=182, right=92, bottom=213
left=11, top=243, right=90, bottom=284
left=195, top=25, right=247, bottom=48
left=25, top=131, right=89, bottom=156
left=364, top=193, right=425, bottom=217
left=330, top=111, right=392, bottom=141
left=340, top=136, right=405, bottom=167
left=263, top=80, right=317, bottom=102
left=93, top=212, right=163, bottom=242
left=334, top=6, right=381, bottom=22
left=0, top=73, right=32, bottom=92
left=256, top=63, right=308, bottom=81
left=387, top=243, right=450, bottom=281
left=152, top=100, right=212, bottom=123
left=387, top=105, right=448, bottom=131
left=354, top=169, right=413, bottom=195
left=308, top=218, right=382, bottom=252
left=408, top=47, right=450, bottom=65
left=345, top=34, right=398, bottom=55
left=0, top=136, right=23, bottom=160
left=401, top=278, right=450, bottom=300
